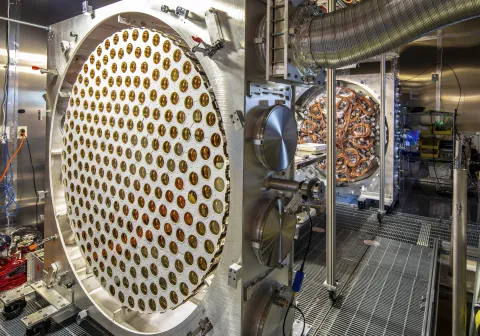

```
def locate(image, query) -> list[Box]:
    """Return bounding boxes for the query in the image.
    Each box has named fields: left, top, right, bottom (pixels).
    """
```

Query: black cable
left=400, top=63, right=462, bottom=112
left=440, top=63, right=462, bottom=112
left=25, top=137, right=38, bottom=226
left=283, top=209, right=314, bottom=336
left=283, top=297, right=294, bottom=336
left=282, top=299, right=307, bottom=336
left=401, top=65, right=437, bottom=82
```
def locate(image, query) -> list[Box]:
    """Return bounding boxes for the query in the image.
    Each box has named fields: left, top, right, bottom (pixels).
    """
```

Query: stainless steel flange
left=253, top=105, right=298, bottom=172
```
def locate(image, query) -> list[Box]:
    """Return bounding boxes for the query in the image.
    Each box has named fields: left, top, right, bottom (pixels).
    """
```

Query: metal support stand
left=451, top=137, right=467, bottom=335
left=378, top=53, right=386, bottom=223
left=324, top=0, right=337, bottom=301
left=450, top=136, right=463, bottom=274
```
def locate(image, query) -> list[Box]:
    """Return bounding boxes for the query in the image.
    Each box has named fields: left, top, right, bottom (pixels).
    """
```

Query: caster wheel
left=385, top=205, right=392, bottom=215
left=25, top=319, right=52, bottom=336
left=329, top=291, right=337, bottom=302
left=2, top=298, right=26, bottom=320
left=377, top=212, right=384, bottom=224
left=358, top=201, right=365, bottom=210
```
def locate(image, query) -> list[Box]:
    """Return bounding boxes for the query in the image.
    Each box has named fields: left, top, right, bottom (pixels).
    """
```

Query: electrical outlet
left=17, top=127, right=27, bottom=139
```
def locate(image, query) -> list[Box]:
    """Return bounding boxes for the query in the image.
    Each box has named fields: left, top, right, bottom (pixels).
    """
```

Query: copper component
left=301, top=88, right=380, bottom=184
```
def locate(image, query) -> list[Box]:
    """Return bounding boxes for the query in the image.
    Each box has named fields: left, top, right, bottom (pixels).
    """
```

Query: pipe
left=0, top=16, right=51, bottom=31
left=293, top=0, right=480, bottom=69
left=379, top=54, right=386, bottom=214
left=450, top=136, right=464, bottom=274
left=452, top=168, right=467, bottom=336
left=325, top=0, right=336, bottom=291
left=264, top=177, right=300, bottom=192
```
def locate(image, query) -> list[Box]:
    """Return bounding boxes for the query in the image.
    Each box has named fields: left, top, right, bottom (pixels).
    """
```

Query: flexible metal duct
left=293, top=0, right=480, bottom=70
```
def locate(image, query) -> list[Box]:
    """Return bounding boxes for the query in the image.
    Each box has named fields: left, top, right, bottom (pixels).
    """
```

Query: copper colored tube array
left=299, top=87, right=379, bottom=184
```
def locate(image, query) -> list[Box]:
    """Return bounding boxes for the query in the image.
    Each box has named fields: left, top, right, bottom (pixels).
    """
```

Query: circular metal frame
left=252, top=198, right=297, bottom=267
left=247, top=284, right=294, bottom=336
left=48, top=5, right=234, bottom=335
left=253, top=105, right=298, bottom=172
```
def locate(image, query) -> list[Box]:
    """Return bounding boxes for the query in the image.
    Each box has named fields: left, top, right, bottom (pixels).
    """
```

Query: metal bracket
left=60, top=40, right=72, bottom=53
left=191, top=36, right=223, bottom=57
left=112, top=306, right=137, bottom=323
left=27, top=249, right=44, bottom=283
left=32, top=67, right=59, bottom=76
left=229, top=110, right=245, bottom=131
left=228, top=263, right=242, bottom=289
left=284, top=190, right=304, bottom=215
left=37, top=190, right=47, bottom=202
left=187, top=317, right=213, bottom=336
left=58, top=90, right=71, bottom=98
left=161, top=5, right=189, bottom=19
left=247, top=83, right=292, bottom=101
left=38, top=110, right=48, bottom=120
left=47, top=27, right=55, bottom=41
left=323, top=280, right=338, bottom=293
left=31, top=281, right=71, bottom=310
left=22, top=305, right=57, bottom=328
left=0, top=285, right=35, bottom=309
left=81, top=1, right=95, bottom=19
left=205, top=8, right=224, bottom=47
left=76, top=309, right=88, bottom=325
left=44, top=263, right=58, bottom=288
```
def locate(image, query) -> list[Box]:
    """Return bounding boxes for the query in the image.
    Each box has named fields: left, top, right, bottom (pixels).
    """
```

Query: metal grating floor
left=330, top=203, right=480, bottom=248
left=0, top=298, right=112, bottom=336
left=294, top=205, right=436, bottom=336
left=0, top=204, right=442, bottom=335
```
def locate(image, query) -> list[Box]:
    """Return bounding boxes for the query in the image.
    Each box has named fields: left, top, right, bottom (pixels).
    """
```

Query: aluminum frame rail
left=325, top=0, right=337, bottom=297
left=452, top=137, right=468, bottom=336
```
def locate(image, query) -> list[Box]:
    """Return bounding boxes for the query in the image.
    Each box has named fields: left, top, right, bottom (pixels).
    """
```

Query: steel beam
left=379, top=53, right=386, bottom=215
left=325, top=0, right=337, bottom=292
left=451, top=141, right=467, bottom=336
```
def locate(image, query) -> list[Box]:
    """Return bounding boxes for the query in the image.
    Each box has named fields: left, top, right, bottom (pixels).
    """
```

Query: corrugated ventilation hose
left=293, top=0, right=480, bottom=70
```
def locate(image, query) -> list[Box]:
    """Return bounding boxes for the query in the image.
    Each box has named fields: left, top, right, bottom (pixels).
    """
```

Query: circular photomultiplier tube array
left=61, top=28, right=229, bottom=314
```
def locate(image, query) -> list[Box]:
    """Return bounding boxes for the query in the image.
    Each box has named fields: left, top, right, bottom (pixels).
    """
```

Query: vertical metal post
left=325, top=0, right=337, bottom=293
left=450, top=136, right=463, bottom=274
left=379, top=54, right=386, bottom=216
left=436, top=29, right=443, bottom=112
left=451, top=137, right=467, bottom=336
left=452, top=113, right=457, bottom=170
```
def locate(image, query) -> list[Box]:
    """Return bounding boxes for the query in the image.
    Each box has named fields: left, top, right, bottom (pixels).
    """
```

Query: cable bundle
left=0, top=255, right=27, bottom=291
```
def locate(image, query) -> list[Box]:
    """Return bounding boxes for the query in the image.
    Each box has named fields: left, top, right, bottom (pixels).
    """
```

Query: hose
left=293, top=0, right=480, bottom=69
